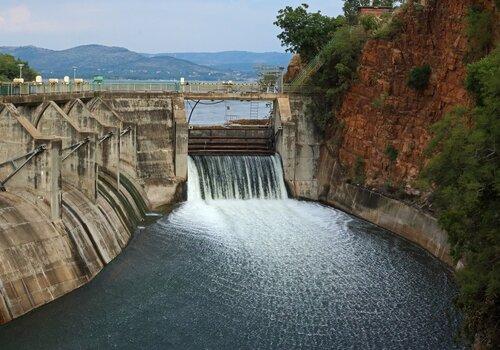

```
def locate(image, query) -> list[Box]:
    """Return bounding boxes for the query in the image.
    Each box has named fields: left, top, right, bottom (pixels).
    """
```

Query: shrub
left=385, top=144, right=398, bottom=162
left=372, top=92, right=389, bottom=109
left=307, top=25, right=367, bottom=130
left=306, top=96, right=333, bottom=131
left=407, top=64, right=431, bottom=90
left=465, top=5, right=494, bottom=63
left=359, top=15, right=380, bottom=32
left=465, top=48, right=499, bottom=106
left=372, top=16, right=403, bottom=40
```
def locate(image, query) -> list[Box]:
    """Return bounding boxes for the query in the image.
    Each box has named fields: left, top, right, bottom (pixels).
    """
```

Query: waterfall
left=188, top=155, right=288, bottom=200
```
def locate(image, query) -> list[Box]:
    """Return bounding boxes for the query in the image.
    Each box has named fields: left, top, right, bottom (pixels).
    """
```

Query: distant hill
left=150, top=51, right=292, bottom=74
left=0, top=45, right=228, bottom=81
left=0, top=45, right=291, bottom=81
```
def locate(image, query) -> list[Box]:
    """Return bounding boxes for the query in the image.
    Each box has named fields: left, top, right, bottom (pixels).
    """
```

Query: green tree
left=275, top=4, right=369, bottom=130
left=421, top=48, right=499, bottom=348
left=0, top=54, right=38, bottom=82
left=274, top=4, right=346, bottom=61
left=465, top=5, right=495, bottom=63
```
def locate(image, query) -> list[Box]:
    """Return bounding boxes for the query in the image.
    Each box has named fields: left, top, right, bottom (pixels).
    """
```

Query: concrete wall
left=0, top=174, right=145, bottom=323
left=101, top=93, right=186, bottom=209
left=275, top=95, right=320, bottom=199
left=0, top=91, right=198, bottom=323
left=34, top=102, right=98, bottom=201
left=0, top=104, right=62, bottom=220
left=0, top=96, right=165, bottom=324
left=288, top=95, right=321, bottom=199
left=317, top=144, right=452, bottom=265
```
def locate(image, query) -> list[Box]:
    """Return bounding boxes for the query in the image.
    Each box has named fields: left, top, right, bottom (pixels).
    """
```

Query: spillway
left=0, top=155, right=462, bottom=349
left=188, top=155, right=287, bottom=200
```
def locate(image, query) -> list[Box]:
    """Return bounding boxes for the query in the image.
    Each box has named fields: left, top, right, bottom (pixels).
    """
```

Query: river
left=0, top=155, right=462, bottom=349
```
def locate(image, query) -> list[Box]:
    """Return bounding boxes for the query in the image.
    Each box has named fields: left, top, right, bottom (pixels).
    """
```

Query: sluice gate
left=188, top=126, right=275, bottom=155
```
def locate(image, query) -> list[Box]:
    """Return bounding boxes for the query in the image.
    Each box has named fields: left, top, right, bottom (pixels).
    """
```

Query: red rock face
left=283, top=54, right=303, bottom=83
left=332, top=0, right=473, bottom=188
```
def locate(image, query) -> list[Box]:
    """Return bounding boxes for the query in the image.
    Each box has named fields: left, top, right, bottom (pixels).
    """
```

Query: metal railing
left=0, top=81, right=268, bottom=96
left=0, top=82, right=93, bottom=95
left=0, top=80, right=324, bottom=97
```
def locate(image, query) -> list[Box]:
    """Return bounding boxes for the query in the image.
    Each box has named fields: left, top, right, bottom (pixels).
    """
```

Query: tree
left=421, top=48, right=499, bottom=348
left=275, top=3, right=368, bottom=130
left=274, top=4, right=345, bottom=61
left=0, top=54, right=38, bottom=82
left=373, top=0, right=396, bottom=6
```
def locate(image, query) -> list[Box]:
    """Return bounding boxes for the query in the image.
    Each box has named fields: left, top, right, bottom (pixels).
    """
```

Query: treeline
left=0, top=54, right=38, bottom=82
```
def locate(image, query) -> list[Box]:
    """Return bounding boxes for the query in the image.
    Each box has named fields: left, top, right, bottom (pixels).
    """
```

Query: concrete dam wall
left=0, top=92, right=187, bottom=323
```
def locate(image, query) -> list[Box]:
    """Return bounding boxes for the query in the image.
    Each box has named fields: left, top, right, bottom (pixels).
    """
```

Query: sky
left=0, top=0, right=344, bottom=53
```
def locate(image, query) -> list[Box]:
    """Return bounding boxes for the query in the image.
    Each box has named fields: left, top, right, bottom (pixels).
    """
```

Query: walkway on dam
left=0, top=81, right=291, bottom=98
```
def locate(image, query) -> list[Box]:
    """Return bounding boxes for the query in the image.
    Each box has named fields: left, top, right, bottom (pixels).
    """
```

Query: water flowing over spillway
left=0, top=155, right=462, bottom=349
left=188, top=155, right=288, bottom=200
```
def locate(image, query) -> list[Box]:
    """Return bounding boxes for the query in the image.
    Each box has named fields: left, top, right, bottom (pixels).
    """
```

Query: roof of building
left=358, top=6, right=393, bottom=10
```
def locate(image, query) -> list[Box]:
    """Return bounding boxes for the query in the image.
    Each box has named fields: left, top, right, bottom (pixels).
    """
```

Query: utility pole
left=279, top=66, right=285, bottom=93
left=18, top=64, right=24, bottom=79
left=73, top=66, right=77, bottom=81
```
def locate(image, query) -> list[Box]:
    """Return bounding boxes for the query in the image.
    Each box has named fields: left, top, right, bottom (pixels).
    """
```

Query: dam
left=0, top=88, right=459, bottom=348
left=0, top=155, right=461, bottom=349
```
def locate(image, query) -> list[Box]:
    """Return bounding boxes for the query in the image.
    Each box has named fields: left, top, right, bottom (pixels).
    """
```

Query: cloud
left=0, top=5, right=57, bottom=33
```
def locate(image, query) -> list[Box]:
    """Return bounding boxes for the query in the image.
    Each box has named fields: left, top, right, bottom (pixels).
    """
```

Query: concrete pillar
left=174, top=122, right=188, bottom=179
left=48, top=140, right=62, bottom=220
left=77, top=132, right=98, bottom=201
left=274, top=97, right=296, bottom=187
left=173, top=96, right=188, bottom=180
left=34, top=138, right=62, bottom=220
left=119, top=122, right=138, bottom=180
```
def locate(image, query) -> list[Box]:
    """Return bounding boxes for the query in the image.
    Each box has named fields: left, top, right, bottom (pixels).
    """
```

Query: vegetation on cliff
left=275, top=4, right=366, bottom=129
left=0, top=54, right=37, bottom=82
left=275, top=2, right=406, bottom=130
left=421, top=4, right=499, bottom=346
left=464, top=4, right=495, bottom=63
left=407, top=64, right=432, bottom=90
left=422, top=47, right=499, bottom=349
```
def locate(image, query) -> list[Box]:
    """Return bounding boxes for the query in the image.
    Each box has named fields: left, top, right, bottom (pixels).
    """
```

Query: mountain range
left=0, top=45, right=292, bottom=81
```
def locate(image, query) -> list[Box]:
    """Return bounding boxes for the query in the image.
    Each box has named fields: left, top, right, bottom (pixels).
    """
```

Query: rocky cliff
left=320, top=0, right=474, bottom=191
